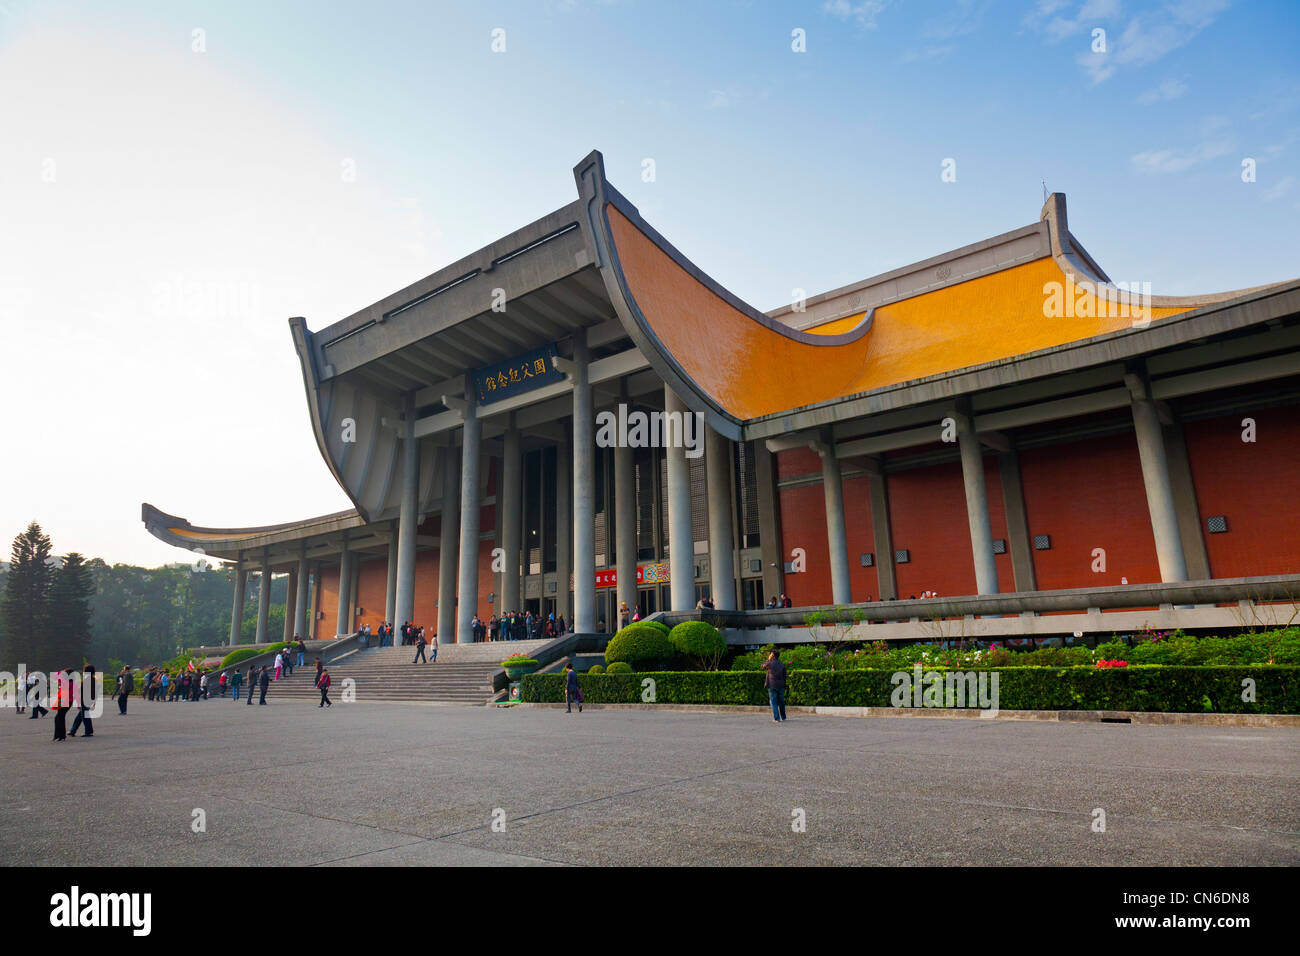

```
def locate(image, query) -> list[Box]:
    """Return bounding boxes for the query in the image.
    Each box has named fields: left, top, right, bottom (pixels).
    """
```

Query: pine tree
left=0, top=522, right=55, bottom=670
left=50, top=552, right=95, bottom=667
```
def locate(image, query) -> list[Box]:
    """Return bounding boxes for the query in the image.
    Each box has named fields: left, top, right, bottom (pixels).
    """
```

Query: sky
left=0, top=0, right=1296, bottom=567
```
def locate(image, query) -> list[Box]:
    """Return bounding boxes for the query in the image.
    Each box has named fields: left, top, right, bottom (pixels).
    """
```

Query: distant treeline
left=0, top=522, right=286, bottom=672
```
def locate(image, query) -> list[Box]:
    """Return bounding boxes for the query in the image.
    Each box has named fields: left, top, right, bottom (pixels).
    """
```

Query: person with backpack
left=316, top=667, right=332, bottom=708
left=257, top=666, right=271, bottom=705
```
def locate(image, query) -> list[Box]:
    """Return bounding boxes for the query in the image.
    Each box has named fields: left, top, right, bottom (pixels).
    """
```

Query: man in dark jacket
left=69, top=665, right=96, bottom=738
left=117, top=667, right=134, bottom=714
left=258, top=666, right=271, bottom=705
left=762, top=650, right=787, bottom=722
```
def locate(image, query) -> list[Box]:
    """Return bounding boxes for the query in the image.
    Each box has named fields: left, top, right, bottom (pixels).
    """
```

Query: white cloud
left=1130, top=138, right=1233, bottom=174
left=823, top=0, right=890, bottom=29
left=1137, top=77, right=1189, bottom=104
left=1263, top=175, right=1296, bottom=201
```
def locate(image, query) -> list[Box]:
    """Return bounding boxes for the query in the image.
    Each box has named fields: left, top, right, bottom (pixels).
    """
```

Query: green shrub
left=501, top=656, right=539, bottom=668
left=521, top=666, right=1300, bottom=714
left=638, top=619, right=671, bottom=638
left=669, top=621, right=727, bottom=669
left=606, top=662, right=633, bottom=675
left=220, top=648, right=261, bottom=669
left=605, top=625, right=673, bottom=667
left=587, top=664, right=605, bottom=675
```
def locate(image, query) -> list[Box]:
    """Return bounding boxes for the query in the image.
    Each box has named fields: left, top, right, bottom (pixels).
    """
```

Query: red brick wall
left=315, top=566, right=340, bottom=640
left=886, top=458, right=1012, bottom=598
left=1019, top=432, right=1159, bottom=589
left=353, top=555, right=388, bottom=633
left=777, top=481, right=831, bottom=606
left=844, top=474, right=879, bottom=601
left=1184, top=407, right=1300, bottom=577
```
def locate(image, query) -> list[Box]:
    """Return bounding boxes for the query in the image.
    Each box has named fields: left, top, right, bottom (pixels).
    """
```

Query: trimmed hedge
left=521, top=666, right=1300, bottom=714
left=220, top=648, right=261, bottom=669
left=587, top=664, right=605, bottom=675
left=669, top=621, right=726, bottom=667
left=637, top=620, right=671, bottom=639
left=605, top=624, right=673, bottom=667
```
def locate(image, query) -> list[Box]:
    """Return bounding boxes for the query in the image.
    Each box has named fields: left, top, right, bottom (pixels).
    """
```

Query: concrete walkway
left=1, top=701, right=1296, bottom=866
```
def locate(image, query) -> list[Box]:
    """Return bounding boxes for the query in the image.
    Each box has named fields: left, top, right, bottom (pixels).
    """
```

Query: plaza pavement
left=1, top=697, right=1296, bottom=866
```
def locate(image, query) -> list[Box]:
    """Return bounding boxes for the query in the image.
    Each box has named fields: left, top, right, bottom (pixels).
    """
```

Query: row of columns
left=228, top=544, right=315, bottom=646
left=809, top=365, right=1195, bottom=603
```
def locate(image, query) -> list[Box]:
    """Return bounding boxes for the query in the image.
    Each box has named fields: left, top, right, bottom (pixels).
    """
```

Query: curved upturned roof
left=274, top=149, right=1295, bottom=529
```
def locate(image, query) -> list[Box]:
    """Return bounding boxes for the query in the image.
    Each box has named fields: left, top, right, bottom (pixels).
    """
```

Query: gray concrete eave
left=141, top=502, right=367, bottom=562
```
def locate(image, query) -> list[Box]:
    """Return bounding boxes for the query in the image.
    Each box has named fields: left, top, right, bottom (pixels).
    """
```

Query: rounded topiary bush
left=605, top=624, right=673, bottom=667
left=605, top=661, right=633, bottom=675
left=220, top=648, right=261, bottom=669
left=669, top=621, right=726, bottom=669
left=638, top=620, right=671, bottom=638
left=587, top=664, right=605, bottom=675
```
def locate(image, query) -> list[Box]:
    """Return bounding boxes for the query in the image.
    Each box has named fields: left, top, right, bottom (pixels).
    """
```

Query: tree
left=1, top=522, right=55, bottom=670
left=50, top=552, right=95, bottom=667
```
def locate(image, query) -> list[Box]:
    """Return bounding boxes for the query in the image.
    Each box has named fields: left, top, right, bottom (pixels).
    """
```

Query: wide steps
left=227, top=659, right=505, bottom=703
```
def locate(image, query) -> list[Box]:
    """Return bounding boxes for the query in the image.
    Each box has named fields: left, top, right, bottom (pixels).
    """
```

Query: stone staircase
left=234, top=640, right=553, bottom=705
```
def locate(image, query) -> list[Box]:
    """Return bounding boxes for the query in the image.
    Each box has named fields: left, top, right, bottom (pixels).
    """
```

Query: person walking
left=412, top=629, right=427, bottom=664
left=429, top=631, right=438, bottom=663
left=69, top=665, right=96, bottom=738
left=258, top=666, right=271, bottom=705
left=117, top=667, right=133, bottom=715
left=246, top=667, right=256, bottom=706
left=316, top=667, right=332, bottom=708
left=26, top=674, right=47, bottom=719
left=762, top=649, right=788, bottom=723
left=230, top=668, right=243, bottom=702
left=296, top=638, right=306, bottom=668
left=274, top=652, right=284, bottom=681
left=158, top=672, right=169, bottom=702
left=564, top=663, right=582, bottom=714
left=52, top=668, right=73, bottom=742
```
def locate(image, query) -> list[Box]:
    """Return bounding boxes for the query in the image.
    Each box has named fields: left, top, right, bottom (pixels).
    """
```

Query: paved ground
left=1, top=698, right=1297, bottom=866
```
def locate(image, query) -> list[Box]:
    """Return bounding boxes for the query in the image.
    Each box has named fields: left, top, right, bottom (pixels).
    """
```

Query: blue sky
left=0, top=0, right=1296, bottom=565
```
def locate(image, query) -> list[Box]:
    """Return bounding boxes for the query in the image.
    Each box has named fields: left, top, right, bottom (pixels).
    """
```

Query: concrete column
left=706, top=425, right=738, bottom=610
left=384, top=529, right=398, bottom=624
left=1163, top=421, right=1211, bottom=580
left=282, top=569, right=297, bottom=641
left=817, top=439, right=852, bottom=605
left=1127, top=375, right=1190, bottom=583
left=255, top=555, right=271, bottom=644
left=295, top=548, right=310, bottom=638
left=867, top=465, right=897, bottom=601
left=335, top=539, right=352, bottom=637
left=998, top=448, right=1037, bottom=592
left=556, top=422, right=573, bottom=619
left=755, top=441, right=785, bottom=605
left=956, top=412, right=1000, bottom=595
left=456, top=384, right=481, bottom=642
left=572, top=330, right=596, bottom=633
left=614, top=430, right=637, bottom=619
left=437, top=439, right=460, bottom=642
left=394, top=397, right=420, bottom=626
left=665, top=387, right=694, bottom=611
left=501, top=418, right=522, bottom=613
left=228, top=566, right=247, bottom=646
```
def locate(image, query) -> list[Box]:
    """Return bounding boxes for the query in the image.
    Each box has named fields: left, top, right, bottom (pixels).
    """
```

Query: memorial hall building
left=143, top=151, right=1300, bottom=645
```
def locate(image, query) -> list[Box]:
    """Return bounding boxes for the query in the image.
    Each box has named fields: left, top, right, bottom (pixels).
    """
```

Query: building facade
left=143, top=151, right=1300, bottom=643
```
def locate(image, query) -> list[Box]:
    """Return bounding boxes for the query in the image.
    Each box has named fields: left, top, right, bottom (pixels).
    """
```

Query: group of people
left=18, top=666, right=100, bottom=741
left=765, top=594, right=795, bottom=609
left=483, top=610, right=567, bottom=642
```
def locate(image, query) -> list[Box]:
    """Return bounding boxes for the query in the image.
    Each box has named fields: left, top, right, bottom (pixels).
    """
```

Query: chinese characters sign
left=473, top=344, right=563, bottom=405
left=594, top=564, right=671, bottom=589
